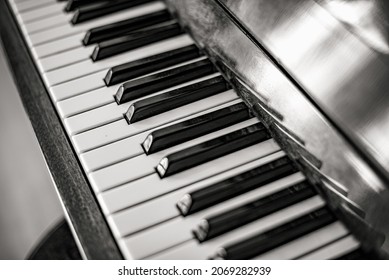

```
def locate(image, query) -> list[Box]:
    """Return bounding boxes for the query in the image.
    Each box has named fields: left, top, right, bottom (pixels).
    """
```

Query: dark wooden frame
left=0, top=0, right=122, bottom=259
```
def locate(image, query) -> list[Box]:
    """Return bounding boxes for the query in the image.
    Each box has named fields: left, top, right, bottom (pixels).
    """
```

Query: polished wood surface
left=220, top=0, right=389, bottom=182
left=166, top=0, right=389, bottom=258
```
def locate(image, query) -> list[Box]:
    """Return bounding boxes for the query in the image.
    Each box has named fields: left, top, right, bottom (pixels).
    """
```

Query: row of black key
left=91, top=21, right=184, bottom=61
left=57, top=1, right=352, bottom=260
left=71, top=0, right=156, bottom=24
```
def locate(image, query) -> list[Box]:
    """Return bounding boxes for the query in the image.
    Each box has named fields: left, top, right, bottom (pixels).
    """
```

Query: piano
left=1, top=0, right=388, bottom=260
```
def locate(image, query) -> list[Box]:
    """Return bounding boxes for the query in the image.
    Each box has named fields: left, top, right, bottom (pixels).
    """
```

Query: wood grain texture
left=0, top=0, right=122, bottom=259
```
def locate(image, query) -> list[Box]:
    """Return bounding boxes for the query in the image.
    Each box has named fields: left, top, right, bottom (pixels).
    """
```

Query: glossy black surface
left=156, top=122, right=270, bottom=178
left=65, top=0, right=105, bottom=12
left=72, top=0, right=154, bottom=24
left=104, top=44, right=201, bottom=86
left=125, top=76, right=229, bottom=123
left=115, top=58, right=215, bottom=104
left=219, top=207, right=335, bottom=259
left=177, top=156, right=296, bottom=216
left=91, top=21, right=183, bottom=61
left=83, top=10, right=172, bottom=45
left=143, top=102, right=250, bottom=154
left=195, top=182, right=315, bottom=241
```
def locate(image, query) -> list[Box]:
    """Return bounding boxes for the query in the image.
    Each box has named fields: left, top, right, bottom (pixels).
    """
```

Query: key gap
left=38, top=44, right=82, bottom=59
left=23, top=9, right=66, bottom=24
left=43, top=57, right=90, bottom=73
left=106, top=148, right=282, bottom=211
left=101, top=171, right=156, bottom=193
left=89, top=151, right=144, bottom=173
left=18, top=2, right=53, bottom=14
left=33, top=30, right=81, bottom=47
left=292, top=233, right=349, bottom=260
left=141, top=238, right=194, bottom=260
left=72, top=115, right=124, bottom=136
left=55, top=85, right=105, bottom=102
left=50, top=67, right=109, bottom=87
left=28, top=21, right=71, bottom=35
left=120, top=215, right=179, bottom=238
left=64, top=100, right=115, bottom=119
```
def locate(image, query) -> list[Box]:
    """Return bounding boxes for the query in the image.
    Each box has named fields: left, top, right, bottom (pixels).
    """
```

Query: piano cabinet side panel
left=166, top=0, right=389, bottom=258
left=0, top=0, right=122, bottom=260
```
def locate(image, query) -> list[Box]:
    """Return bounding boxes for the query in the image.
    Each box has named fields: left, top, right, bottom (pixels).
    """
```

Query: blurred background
left=0, top=45, right=63, bottom=259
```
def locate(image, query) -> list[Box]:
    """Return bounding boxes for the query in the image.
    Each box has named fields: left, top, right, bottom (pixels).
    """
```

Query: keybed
left=7, top=0, right=364, bottom=259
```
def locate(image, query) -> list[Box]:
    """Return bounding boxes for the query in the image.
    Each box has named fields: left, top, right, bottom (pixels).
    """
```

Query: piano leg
left=27, top=219, right=82, bottom=260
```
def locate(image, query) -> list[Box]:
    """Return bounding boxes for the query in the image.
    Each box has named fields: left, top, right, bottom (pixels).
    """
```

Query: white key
left=22, top=13, right=72, bottom=36
left=32, top=33, right=87, bottom=60
left=254, top=222, right=349, bottom=260
left=65, top=102, right=124, bottom=136
left=79, top=100, right=243, bottom=173
left=38, top=46, right=92, bottom=73
left=18, top=2, right=66, bottom=25
left=128, top=196, right=325, bottom=260
left=62, top=60, right=212, bottom=135
left=12, top=0, right=38, bottom=4
left=48, top=35, right=193, bottom=99
left=27, top=2, right=166, bottom=46
left=13, top=0, right=52, bottom=7
left=49, top=71, right=106, bottom=102
left=57, top=87, right=115, bottom=118
left=96, top=139, right=280, bottom=210
left=72, top=89, right=238, bottom=153
left=107, top=168, right=303, bottom=237
left=13, top=0, right=53, bottom=14
left=81, top=131, right=148, bottom=174
left=10, top=0, right=47, bottom=15
left=43, top=35, right=193, bottom=86
left=299, top=235, right=359, bottom=260
left=89, top=118, right=259, bottom=192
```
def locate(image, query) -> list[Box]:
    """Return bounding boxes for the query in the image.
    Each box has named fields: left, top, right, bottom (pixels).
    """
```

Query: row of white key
left=9, top=0, right=359, bottom=260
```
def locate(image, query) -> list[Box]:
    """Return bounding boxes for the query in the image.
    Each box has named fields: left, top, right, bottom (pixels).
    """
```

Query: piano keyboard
left=9, top=0, right=363, bottom=259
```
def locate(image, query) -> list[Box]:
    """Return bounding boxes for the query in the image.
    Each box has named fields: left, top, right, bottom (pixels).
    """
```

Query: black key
left=125, top=76, right=230, bottom=123
left=217, top=207, right=335, bottom=259
left=193, top=181, right=316, bottom=242
left=91, top=21, right=183, bottom=62
left=177, top=156, right=297, bottom=216
left=83, top=10, right=172, bottom=45
left=142, top=102, right=251, bottom=154
left=65, top=0, right=105, bottom=12
left=115, top=58, right=216, bottom=104
left=72, top=0, right=154, bottom=24
left=156, top=122, right=271, bottom=178
left=104, top=44, right=201, bottom=86
left=91, top=21, right=184, bottom=61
